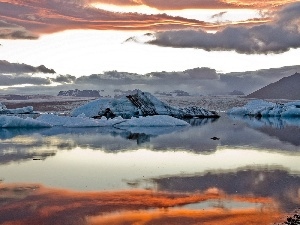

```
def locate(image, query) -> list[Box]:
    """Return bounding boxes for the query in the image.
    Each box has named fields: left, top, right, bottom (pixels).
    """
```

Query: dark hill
left=247, top=73, right=300, bottom=100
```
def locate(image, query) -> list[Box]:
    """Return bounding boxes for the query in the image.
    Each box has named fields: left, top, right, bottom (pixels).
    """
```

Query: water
left=0, top=114, right=299, bottom=224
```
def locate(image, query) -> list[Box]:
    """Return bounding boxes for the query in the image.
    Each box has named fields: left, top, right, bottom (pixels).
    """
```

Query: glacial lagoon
left=0, top=113, right=299, bottom=224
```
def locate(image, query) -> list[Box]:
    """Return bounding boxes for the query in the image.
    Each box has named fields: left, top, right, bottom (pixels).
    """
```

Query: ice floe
left=0, top=103, right=34, bottom=114
left=227, top=100, right=300, bottom=117
left=0, top=115, right=51, bottom=128
left=0, top=114, right=189, bottom=128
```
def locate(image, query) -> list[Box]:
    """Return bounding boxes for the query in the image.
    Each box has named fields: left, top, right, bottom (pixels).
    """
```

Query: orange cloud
left=88, top=208, right=282, bottom=225
left=0, top=0, right=223, bottom=38
left=0, top=182, right=284, bottom=225
left=89, top=0, right=298, bottom=10
left=0, top=0, right=286, bottom=39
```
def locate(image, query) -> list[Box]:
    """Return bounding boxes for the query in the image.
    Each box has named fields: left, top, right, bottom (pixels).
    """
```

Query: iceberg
left=1, top=114, right=189, bottom=128
left=71, top=90, right=219, bottom=119
left=37, top=114, right=125, bottom=127
left=0, top=115, right=51, bottom=128
left=0, top=103, right=34, bottom=114
left=227, top=100, right=300, bottom=117
left=36, top=114, right=189, bottom=127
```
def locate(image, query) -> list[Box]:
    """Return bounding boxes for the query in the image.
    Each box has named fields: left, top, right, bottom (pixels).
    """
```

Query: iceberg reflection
left=228, top=114, right=300, bottom=129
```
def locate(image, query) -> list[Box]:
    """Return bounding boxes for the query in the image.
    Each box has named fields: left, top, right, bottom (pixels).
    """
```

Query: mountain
left=247, top=73, right=300, bottom=100
left=58, top=89, right=101, bottom=97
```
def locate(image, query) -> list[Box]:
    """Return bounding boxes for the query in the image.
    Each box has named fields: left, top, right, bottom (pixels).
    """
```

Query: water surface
left=0, top=114, right=299, bottom=224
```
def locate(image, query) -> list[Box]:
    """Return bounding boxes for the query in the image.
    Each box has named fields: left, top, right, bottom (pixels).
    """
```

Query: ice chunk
left=71, top=90, right=219, bottom=119
left=0, top=104, right=34, bottom=114
left=0, top=115, right=51, bottom=128
left=0, top=103, right=7, bottom=111
left=227, top=100, right=300, bottom=117
left=37, top=114, right=126, bottom=127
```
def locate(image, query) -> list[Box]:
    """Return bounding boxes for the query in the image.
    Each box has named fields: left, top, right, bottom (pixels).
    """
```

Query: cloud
left=147, top=2, right=300, bottom=54
left=0, top=60, right=57, bottom=86
left=0, top=60, right=56, bottom=74
left=51, top=74, right=76, bottom=83
left=0, top=182, right=281, bottom=225
left=0, top=74, right=51, bottom=86
left=0, top=0, right=221, bottom=39
left=90, top=0, right=296, bottom=10
left=148, top=167, right=300, bottom=211
left=0, top=20, right=38, bottom=39
left=2, top=65, right=300, bottom=96
left=211, top=11, right=227, bottom=19
left=0, top=0, right=296, bottom=40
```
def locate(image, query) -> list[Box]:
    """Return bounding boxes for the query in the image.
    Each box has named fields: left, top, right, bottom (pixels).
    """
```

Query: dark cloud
left=0, top=60, right=56, bottom=74
left=0, top=74, right=51, bottom=86
left=147, top=2, right=300, bottom=54
left=51, top=74, right=76, bottom=83
left=184, top=67, right=219, bottom=79
left=211, top=11, right=227, bottom=19
left=0, top=20, right=37, bottom=39
left=36, top=65, right=56, bottom=74
left=1, top=64, right=300, bottom=96
left=67, top=65, right=300, bottom=95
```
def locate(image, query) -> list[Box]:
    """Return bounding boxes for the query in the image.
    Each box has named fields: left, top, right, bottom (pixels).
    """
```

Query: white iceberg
left=0, top=115, right=51, bottom=128
left=37, top=114, right=125, bottom=127
left=71, top=90, right=219, bottom=119
left=227, top=100, right=300, bottom=117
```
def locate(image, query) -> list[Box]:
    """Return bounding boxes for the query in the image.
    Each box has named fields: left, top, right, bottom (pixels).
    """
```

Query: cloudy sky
left=0, top=0, right=300, bottom=95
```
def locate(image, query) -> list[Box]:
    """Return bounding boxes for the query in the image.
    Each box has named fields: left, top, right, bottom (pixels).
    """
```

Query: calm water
left=0, top=114, right=299, bottom=224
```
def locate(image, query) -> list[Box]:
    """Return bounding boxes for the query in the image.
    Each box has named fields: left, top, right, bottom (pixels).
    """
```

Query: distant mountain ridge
left=247, top=73, right=300, bottom=100
left=58, top=89, right=101, bottom=97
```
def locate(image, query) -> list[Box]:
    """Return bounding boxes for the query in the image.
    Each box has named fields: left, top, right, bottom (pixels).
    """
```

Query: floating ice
left=37, top=114, right=125, bottom=127
left=0, top=115, right=51, bottom=128
left=36, top=114, right=189, bottom=127
left=0, top=103, right=34, bottom=114
left=227, top=100, right=300, bottom=117
left=71, top=90, right=219, bottom=119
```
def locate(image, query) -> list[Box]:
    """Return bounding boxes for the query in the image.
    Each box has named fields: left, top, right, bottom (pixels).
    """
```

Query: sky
left=0, top=0, right=300, bottom=95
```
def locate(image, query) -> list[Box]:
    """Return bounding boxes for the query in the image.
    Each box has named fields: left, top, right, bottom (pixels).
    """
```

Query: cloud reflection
left=0, top=182, right=282, bottom=225
left=143, top=167, right=300, bottom=212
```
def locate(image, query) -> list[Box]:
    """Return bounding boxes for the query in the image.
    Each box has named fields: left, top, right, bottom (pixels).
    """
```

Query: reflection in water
left=142, top=167, right=300, bottom=212
left=228, top=114, right=300, bottom=129
left=0, top=114, right=299, bottom=224
left=0, top=115, right=299, bottom=156
left=0, top=182, right=282, bottom=225
left=228, top=115, right=300, bottom=147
